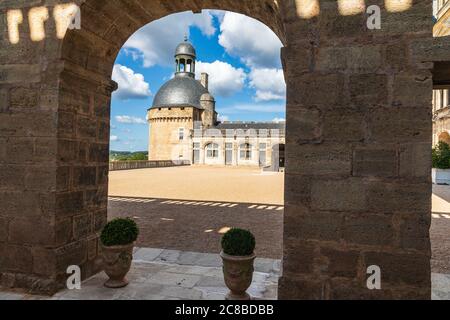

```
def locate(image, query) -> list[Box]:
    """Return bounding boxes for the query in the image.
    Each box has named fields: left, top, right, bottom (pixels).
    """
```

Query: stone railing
left=109, top=160, right=190, bottom=171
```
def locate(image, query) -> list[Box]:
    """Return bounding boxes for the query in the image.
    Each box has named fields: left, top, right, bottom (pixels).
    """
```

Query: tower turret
left=200, top=93, right=216, bottom=128
left=175, top=35, right=196, bottom=78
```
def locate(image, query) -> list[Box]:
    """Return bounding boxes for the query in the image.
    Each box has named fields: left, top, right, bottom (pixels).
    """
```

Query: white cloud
left=110, top=135, right=119, bottom=142
left=218, top=114, right=229, bottom=122
left=272, top=117, right=286, bottom=123
left=196, top=61, right=246, bottom=97
left=115, top=115, right=147, bottom=125
left=124, top=11, right=216, bottom=67
left=112, top=64, right=151, bottom=100
left=218, top=12, right=283, bottom=69
left=219, top=104, right=285, bottom=114
left=249, top=68, right=286, bottom=102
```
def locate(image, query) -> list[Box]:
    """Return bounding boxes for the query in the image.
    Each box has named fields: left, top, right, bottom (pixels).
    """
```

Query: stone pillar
left=279, top=0, right=434, bottom=299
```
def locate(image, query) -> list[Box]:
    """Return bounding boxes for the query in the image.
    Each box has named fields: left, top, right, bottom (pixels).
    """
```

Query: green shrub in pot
left=100, top=218, right=139, bottom=288
left=101, top=218, right=139, bottom=247
left=220, top=228, right=256, bottom=300
left=221, top=228, right=256, bottom=256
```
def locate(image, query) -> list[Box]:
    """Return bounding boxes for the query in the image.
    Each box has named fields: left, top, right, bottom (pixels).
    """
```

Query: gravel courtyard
left=109, top=166, right=284, bottom=205
left=109, top=166, right=284, bottom=259
left=109, top=166, right=450, bottom=271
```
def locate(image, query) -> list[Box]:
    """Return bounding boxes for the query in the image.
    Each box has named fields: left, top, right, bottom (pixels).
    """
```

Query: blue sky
left=110, top=10, right=286, bottom=151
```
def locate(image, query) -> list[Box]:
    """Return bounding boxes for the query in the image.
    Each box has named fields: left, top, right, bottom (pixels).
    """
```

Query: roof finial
left=184, top=32, right=188, bottom=42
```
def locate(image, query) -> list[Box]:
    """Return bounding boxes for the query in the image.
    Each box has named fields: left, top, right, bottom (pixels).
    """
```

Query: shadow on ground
left=109, top=196, right=284, bottom=260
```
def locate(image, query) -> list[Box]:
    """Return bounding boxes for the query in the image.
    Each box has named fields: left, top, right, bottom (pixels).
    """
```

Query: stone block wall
left=279, top=0, right=434, bottom=299
left=0, top=0, right=441, bottom=299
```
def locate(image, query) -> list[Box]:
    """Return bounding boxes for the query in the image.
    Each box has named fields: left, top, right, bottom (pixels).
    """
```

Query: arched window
left=240, top=143, right=252, bottom=160
left=186, top=59, right=192, bottom=72
left=179, top=58, right=186, bottom=72
left=439, top=132, right=450, bottom=145
left=206, top=143, right=219, bottom=158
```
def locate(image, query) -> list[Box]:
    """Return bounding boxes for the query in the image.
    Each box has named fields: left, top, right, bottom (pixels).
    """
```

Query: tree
left=432, top=141, right=450, bottom=169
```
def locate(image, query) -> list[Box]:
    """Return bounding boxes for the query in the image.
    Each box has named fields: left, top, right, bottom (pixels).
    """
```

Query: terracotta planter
left=101, top=242, right=134, bottom=288
left=220, top=251, right=256, bottom=300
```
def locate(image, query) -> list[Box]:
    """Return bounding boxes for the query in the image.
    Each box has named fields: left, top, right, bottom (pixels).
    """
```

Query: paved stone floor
left=1, top=248, right=449, bottom=300
left=0, top=248, right=280, bottom=300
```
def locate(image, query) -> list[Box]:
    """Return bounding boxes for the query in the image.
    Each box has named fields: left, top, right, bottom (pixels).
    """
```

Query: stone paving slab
left=134, top=247, right=280, bottom=274
left=432, top=273, right=450, bottom=300
left=0, top=248, right=280, bottom=301
left=2, top=249, right=450, bottom=300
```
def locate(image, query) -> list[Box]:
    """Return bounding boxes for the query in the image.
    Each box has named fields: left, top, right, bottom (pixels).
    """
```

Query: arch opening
left=105, top=7, right=286, bottom=300
left=0, top=0, right=436, bottom=301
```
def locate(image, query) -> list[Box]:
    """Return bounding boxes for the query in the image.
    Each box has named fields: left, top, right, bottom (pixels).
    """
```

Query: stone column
left=279, top=0, right=434, bottom=299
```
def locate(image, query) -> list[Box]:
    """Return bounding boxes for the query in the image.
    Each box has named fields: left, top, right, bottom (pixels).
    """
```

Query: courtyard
left=2, top=166, right=450, bottom=300
left=109, top=166, right=450, bottom=276
left=108, top=166, right=283, bottom=259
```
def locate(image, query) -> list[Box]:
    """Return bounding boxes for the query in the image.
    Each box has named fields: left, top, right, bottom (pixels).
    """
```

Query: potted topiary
left=100, top=218, right=139, bottom=288
left=432, top=141, right=450, bottom=185
left=220, top=228, right=256, bottom=300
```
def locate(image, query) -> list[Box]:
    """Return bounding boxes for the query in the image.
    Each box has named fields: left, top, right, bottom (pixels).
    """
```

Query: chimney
left=200, top=73, right=209, bottom=90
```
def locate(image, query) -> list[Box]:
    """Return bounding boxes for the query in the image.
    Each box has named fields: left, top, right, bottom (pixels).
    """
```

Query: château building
left=433, top=0, right=450, bottom=145
left=147, top=38, right=285, bottom=169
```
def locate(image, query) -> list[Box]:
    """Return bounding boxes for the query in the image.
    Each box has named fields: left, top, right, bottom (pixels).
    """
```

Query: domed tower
left=147, top=37, right=215, bottom=161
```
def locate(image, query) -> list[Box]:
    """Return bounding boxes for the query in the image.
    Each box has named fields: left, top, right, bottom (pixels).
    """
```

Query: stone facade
left=148, top=107, right=200, bottom=161
left=433, top=0, right=450, bottom=146
left=0, top=0, right=446, bottom=299
left=147, top=40, right=286, bottom=168
left=434, top=0, right=450, bottom=37
left=191, top=124, right=285, bottom=168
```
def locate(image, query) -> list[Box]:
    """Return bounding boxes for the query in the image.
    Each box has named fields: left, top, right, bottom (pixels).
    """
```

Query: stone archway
left=0, top=0, right=435, bottom=299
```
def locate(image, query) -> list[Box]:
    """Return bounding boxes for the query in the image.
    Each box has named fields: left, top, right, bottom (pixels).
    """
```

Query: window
left=259, top=143, right=267, bottom=150
left=206, top=143, right=219, bottom=158
left=179, top=128, right=184, bottom=141
left=240, top=143, right=252, bottom=160
left=434, top=89, right=450, bottom=112
left=179, top=58, right=186, bottom=72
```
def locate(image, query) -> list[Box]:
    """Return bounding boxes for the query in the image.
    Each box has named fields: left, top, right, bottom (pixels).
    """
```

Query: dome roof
left=152, top=75, right=209, bottom=109
left=175, top=41, right=196, bottom=57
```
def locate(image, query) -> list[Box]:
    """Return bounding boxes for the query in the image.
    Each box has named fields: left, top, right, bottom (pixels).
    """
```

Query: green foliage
left=129, top=152, right=148, bottom=161
left=221, top=228, right=255, bottom=256
left=432, top=141, right=450, bottom=169
left=110, top=151, right=148, bottom=161
left=100, top=218, right=139, bottom=247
